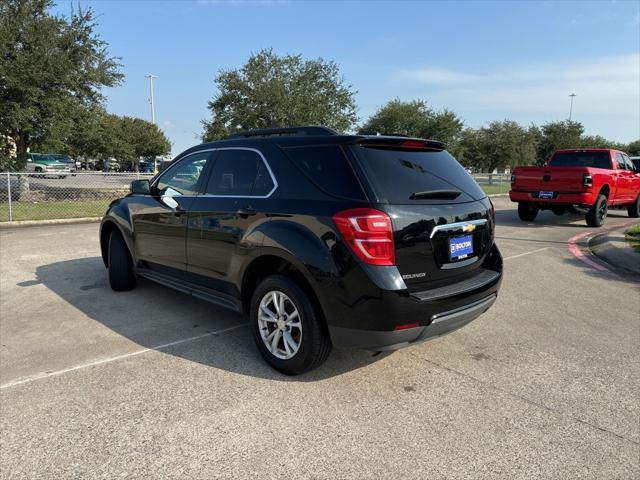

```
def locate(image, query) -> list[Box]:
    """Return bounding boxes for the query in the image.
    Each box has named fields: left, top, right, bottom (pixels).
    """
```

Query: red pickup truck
left=509, top=149, right=640, bottom=227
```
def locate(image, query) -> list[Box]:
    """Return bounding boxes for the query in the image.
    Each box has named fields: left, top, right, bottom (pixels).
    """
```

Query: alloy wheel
left=258, top=290, right=302, bottom=360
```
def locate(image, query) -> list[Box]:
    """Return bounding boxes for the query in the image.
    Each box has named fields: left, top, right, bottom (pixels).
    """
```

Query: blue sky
left=53, top=0, right=640, bottom=156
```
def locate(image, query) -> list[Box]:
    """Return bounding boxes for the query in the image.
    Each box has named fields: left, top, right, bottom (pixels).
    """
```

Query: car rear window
left=549, top=152, right=612, bottom=169
left=282, top=145, right=365, bottom=200
left=350, top=146, right=485, bottom=204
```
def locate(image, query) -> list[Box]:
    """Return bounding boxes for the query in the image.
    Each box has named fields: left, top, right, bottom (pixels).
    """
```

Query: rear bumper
left=329, top=293, right=497, bottom=351
left=509, top=190, right=596, bottom=206
left=325, top=244, right=503, bottom=350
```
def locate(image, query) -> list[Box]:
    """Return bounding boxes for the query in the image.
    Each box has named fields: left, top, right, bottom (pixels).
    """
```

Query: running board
left=137, top=268, right=242, bottom=313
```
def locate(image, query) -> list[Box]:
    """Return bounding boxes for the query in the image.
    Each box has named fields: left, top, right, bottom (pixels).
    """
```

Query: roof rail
left=226, top=126, right=339, bottom=139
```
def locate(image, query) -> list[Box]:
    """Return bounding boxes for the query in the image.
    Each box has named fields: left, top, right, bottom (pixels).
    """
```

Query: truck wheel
left=551, top=207, right=566, bottom=216
left=108, top=231, right=136, bottom=291
left=628, top=195, right=640, bottom=218
left=586, top=194, right=608, bottom=227
left=250, top=274, right=331, bottom=375
left=517, top=202, right=539, bottom=222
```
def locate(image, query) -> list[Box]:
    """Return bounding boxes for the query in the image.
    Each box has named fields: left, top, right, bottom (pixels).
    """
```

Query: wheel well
left=599, top=184, right=610, bottom=198
left=100, top=222, right=119, bottom=267
left=241, top=255, right=325, bottom=320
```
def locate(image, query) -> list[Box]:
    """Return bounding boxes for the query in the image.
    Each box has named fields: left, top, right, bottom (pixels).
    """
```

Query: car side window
left=615, top=153, right=627, bottom=170
left=204, top=149, right=274, bottom=196
left=622, top=154, right=635, bottom=171
left=156, top=152, right=210, bottom=196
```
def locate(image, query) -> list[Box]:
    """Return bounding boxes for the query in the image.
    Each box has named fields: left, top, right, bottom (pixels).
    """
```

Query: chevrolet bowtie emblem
left=462, top=223, right=476, bottom=233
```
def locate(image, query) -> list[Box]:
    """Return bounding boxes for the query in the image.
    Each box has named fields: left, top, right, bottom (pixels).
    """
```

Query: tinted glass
left=283, top=145, right=365, bottom=200
left=352, top=147, right=485, bottom=204
left=622, top=155, right=635, bottom=171
left=156, top=152, right=210, bottom=196
left=205, top=149, right=274, bottom=196
left=549, top=152, right=612, bottom=169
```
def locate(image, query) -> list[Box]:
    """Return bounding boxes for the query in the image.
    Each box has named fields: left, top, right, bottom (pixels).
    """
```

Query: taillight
left=583, top=173, right=593, bottom=187
left=333, top=208, right=395, bottom=266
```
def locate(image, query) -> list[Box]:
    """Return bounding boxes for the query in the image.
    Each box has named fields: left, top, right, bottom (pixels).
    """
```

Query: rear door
left=349, top=141, right=493, bottom=291
left=612, top=152, right=635, bottom=204
left=186, top=147, right=276, bottom=292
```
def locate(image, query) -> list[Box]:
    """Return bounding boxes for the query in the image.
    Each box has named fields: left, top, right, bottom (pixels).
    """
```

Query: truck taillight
left=333, top=208, right=395, bottom=266
left=583, top=173, right=593, bottom=187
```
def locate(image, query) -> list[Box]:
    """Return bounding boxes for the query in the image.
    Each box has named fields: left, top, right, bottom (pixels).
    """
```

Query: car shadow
left=33, top=257, right=388, bottom=382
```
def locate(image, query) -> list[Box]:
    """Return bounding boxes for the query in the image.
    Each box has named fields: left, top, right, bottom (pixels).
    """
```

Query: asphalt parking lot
left=1, top=197, right=638, bottom=479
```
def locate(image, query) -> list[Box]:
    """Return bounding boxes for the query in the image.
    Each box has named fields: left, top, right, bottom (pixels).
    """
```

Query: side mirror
left=130, top=179, right=150, bottom=195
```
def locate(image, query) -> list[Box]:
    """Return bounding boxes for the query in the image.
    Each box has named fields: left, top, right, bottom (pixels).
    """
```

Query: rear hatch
left=348, top=139, right=494, bottom=292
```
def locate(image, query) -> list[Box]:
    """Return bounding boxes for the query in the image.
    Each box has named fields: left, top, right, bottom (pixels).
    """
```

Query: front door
left=187, top=148, right=276, bottom=293
left=132, top=151, right=212, bottom=279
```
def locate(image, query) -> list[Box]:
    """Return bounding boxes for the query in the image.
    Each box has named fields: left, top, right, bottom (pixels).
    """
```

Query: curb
left=587, top=227, right=640, bottom=278
left=0, top=217, right=101, bottom=229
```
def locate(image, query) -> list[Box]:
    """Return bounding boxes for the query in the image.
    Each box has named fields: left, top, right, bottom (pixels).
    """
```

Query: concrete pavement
left=0, top=198, right=638, bottom=479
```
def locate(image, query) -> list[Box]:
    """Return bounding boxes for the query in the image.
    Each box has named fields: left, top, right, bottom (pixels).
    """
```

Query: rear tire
left=250, top=274, right=331, bottom=375
left=518, top=202, right=539, bottom=222
left=586, top=194, right=608, bottom=227
left=108, top=231, right=136, bottom=291
left=628, top=195, right=640, bottom=218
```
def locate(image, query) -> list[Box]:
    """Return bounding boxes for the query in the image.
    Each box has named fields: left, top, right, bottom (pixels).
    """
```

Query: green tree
left=535, top=120, right=584, bottom=163
left=358, top=99, right=464, bottom=156
left=459, top=120, right=537, bottom=172
left=0, top=0, right=123, bottom=167
left=625, top=139, right=640, bottom=156
left=202, top=49, right=357, bottom=140
left=67, top=112, right=170, bottom=165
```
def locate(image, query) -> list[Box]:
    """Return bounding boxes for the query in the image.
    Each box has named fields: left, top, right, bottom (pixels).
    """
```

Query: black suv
left=100, top=126, right=502, bottom=374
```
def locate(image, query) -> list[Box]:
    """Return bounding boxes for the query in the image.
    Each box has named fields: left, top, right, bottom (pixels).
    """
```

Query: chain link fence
left=0, top=171, right=511, bottom=222
left=0, top=172, right=154, bottom=222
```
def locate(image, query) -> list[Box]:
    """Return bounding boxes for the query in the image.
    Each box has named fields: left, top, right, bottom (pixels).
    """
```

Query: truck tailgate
left=513, top=167, right=587, bottom=192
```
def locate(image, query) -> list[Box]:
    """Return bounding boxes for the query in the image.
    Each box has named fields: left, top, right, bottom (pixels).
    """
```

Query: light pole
left=568, top=93, right=576, bottom=121
left=145, top=74, right=158, bottom=171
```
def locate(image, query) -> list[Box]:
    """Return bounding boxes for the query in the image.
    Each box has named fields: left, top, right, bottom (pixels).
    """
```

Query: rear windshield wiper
left=409, top=189, right=461, bottom=200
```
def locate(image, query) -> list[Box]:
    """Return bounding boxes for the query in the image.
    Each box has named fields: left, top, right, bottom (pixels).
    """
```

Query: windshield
left=50, top=154, right=72, bottom=162
left=549, top=152, right=611, bottom=169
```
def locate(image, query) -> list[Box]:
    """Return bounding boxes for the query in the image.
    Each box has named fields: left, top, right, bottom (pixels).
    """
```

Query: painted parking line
left=0, top=323, right=248, bottom=390
left=503, top=247, right=550, bottom=261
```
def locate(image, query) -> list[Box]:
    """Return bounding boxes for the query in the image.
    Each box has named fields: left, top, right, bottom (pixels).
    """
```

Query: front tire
left=250, top=274, right=331, bottom=375
left=108, top=231, right=136, bottom=291
left=628, top=195, right=640, bottom=218
left=586, top=194, right=608, bottom=227
left=518, top=202, right=539, bottom=222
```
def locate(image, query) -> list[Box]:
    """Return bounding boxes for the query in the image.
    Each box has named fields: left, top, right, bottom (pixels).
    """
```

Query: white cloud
left=397, top=54, right=640, bottom=116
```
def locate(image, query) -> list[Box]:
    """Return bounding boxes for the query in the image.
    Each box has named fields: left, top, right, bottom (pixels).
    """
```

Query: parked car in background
left=49, top=154, right=80, bottom=174
left=25, top=153, right=70, bottom=178
left=100, top=126, right=502, bottom=374
left=510, top=149, right=640, bottom=227
left=104, top=158, right=121, bottom=172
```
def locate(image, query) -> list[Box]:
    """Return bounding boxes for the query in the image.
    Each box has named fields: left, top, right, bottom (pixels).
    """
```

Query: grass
left=0, top=199, right=110, bottom=222
left=480, top=183, right=510, bottom=195
left=624, top=224, right=640, bottom=253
